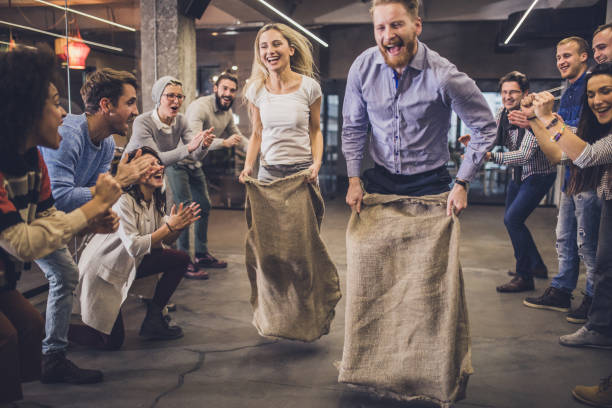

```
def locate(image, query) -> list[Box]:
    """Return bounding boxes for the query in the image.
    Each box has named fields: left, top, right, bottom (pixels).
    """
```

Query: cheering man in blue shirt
left=342, top=0, right=496, bottom=214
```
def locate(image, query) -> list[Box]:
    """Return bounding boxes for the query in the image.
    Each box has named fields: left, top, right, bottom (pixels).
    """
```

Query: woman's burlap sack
left=338, top=192, right=472, bottom=407
left=244, top=171, right=341, bottom=342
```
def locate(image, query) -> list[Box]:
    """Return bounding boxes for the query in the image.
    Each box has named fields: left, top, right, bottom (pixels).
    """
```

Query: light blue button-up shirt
left=342, top=41, right=497, bottom=182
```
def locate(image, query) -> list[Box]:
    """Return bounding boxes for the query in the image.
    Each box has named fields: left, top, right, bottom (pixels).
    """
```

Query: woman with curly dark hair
left=0, top=46, right=122, bottom=402
left=75, top=146, right=200, bottom=349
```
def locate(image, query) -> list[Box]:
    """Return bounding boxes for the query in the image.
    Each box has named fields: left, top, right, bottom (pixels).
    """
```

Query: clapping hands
left=166, top=202, right=201, bottom=231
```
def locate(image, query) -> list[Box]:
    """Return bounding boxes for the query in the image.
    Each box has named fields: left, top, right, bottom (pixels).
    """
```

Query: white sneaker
left=559, top=326, right=612, bottom=349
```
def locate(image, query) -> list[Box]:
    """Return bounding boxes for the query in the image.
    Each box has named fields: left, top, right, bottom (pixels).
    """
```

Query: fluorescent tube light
left=257, top=0, right=328, bottom=48
left=34, top=0, right=136, bottom=32
left=504, top=0, right=539, bottom=45
left=0, top=40, right=37, bottom=49
left=0, top=20, right=123, bottom=52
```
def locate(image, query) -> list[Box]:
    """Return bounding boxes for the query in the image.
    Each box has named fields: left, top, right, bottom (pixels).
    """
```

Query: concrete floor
left=12, top=200, right=612, bottom=408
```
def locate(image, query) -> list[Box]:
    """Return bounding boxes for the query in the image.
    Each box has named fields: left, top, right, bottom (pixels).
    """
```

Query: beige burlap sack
left=338, top=192, right=472, bottom=407
left=244, top=171, right=341, bottom=342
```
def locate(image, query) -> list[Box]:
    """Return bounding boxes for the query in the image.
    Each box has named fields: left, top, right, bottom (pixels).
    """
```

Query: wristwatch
left=455, top=178, right=469, bottom=189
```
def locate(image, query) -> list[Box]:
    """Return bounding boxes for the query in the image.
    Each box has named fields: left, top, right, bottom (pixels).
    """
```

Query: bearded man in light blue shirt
left=342, top=0, right=497, bottom=215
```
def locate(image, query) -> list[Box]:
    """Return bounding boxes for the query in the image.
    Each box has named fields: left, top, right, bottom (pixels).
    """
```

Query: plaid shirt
left=571, top=133, right=612, bottom=200
left=491, top=109, right=556, bottom=180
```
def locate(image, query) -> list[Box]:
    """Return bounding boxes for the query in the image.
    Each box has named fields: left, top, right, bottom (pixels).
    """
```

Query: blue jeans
left=35, top=247, right=79, bottom=354
left=165, top=164, right=210, bottom=256
left=587, top=198, right=612, bottom=336
left=504, top=173, right=556, bottom=278
left=551, top=191, right=601, bottom=296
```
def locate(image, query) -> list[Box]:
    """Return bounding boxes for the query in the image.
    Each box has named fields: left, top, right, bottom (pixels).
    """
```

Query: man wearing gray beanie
left=126, top=76, right=215, bottom=279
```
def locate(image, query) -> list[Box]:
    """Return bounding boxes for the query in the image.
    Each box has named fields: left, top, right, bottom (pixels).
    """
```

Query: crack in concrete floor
left=149, top=340, right=278, bottom=407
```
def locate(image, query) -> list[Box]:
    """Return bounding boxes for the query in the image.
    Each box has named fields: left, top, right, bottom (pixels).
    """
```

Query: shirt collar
left=568, top=70, right=587, bottom=90
left=373, top=39, right=426, bottom=73
left=210, top=94, right=221, bottom=114
left=151, top=109, right=176, bottom=132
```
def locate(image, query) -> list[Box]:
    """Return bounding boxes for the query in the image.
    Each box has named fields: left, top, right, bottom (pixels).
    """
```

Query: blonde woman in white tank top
left=240, top=23, right=323, bottom=183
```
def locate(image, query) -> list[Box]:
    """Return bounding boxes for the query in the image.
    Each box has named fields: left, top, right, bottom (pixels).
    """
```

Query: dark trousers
left=363, top=164, right=451, bottom=196
left=0, top=290, right=44, bottom=403
left=504, top=173, right=557, bottom=278
left=69, top=248, right=189, bottom=350
left=587, top=198, right=612, bottom=336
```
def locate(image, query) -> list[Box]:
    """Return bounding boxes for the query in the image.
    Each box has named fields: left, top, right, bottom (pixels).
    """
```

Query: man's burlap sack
left=338, top=192, right=472, bottom=407
left=244, top=171, right=341, bottom=342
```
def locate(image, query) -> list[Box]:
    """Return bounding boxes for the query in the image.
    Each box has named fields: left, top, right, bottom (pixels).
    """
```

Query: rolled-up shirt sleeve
left=492, top=130, right=538, bottom=166
left=342, top=61, right=371, bottom=178
left=442, top=70, right=497, bottom=182
left=574, top=134, right=612, bottom=169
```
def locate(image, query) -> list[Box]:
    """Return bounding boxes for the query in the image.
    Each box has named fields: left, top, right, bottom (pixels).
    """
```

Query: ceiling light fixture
left=0, top=20, right=123, bottom=52
left=257, top=0, right=328, bottom=48
left=34, top=0, right=136, bottom=32
left=504, top=0, right=539, bottom=45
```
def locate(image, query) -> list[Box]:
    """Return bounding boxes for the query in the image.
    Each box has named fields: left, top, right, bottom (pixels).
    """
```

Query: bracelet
left=165, top=222, right=175, bottom=232
left=550, top=123, right=566, bottom=143
left=545, top=116, right=559, bottom=130
left=455, top=179, right=468, bottom=189
left=527, top=116, right=537, bottom=121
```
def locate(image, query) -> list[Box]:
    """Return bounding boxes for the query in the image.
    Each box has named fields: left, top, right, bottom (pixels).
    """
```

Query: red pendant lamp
left=54, top=23, right=90, bottom=69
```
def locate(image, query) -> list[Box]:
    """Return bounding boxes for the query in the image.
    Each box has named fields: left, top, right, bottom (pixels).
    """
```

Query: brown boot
left=496, top=276, right=534, bottom=293
left=572, top=375, right=612, bottom=407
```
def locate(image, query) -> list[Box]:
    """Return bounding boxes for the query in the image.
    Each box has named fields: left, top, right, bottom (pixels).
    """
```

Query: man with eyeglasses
left=126, top=76, right=214, bottom=279
left=478, top=71, right=557, bottom=293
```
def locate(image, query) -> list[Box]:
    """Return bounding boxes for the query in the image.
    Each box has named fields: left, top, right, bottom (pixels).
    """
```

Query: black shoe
left=567, top=294, right=593, bottom=324
left=508, top=265, right=548, bottom=279
left=139, top=302, right=183, bottom=341
left=523, top=286, right=571, bottom=312
left=497, top=276, right=535, bottom=293
left=41, top=351, right=103, bottom=384
left=195, top=252, right=227, bottom=269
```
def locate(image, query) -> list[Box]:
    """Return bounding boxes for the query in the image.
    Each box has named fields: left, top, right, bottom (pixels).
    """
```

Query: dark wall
left=323, top=20, right=590, bottom=81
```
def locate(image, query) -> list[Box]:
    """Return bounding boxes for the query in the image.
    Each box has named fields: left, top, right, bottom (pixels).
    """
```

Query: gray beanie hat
left=151, top=75, right=182, bottom=107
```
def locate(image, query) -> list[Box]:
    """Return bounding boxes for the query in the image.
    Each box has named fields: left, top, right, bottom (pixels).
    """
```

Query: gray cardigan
left=126, top=110, right=208, bottom=166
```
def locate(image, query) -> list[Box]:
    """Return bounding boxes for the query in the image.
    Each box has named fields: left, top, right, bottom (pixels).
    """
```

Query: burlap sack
left=338, top=192, right=472, bottom=407
left=244, top=171, right=341, bottom=342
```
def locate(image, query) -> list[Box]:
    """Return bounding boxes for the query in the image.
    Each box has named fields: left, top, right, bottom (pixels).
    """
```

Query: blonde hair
left=557, top=36, right=589, bottom=56
left=244, top=23, right=317, bottom=102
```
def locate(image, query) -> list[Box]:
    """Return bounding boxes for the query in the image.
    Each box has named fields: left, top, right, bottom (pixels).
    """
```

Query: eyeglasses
left=163, top=93, right=185, bottom=101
